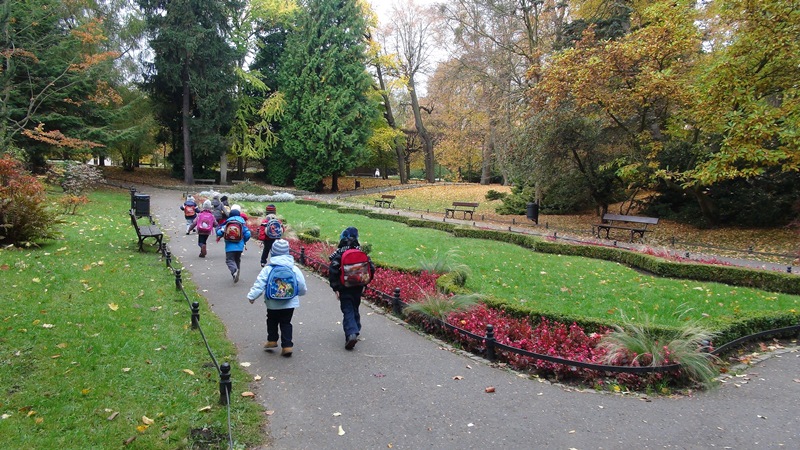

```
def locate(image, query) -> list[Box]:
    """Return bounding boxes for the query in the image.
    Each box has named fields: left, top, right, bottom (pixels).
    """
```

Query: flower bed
left=286, top=237, right=700, bottom=390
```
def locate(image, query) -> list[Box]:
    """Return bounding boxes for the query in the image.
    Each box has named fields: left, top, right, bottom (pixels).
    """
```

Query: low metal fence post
left=191, top=301, right=200, bottom=329
left=165, top=251, right=172, bottom=268
left=175, top=269, right=182, bottom=291
left=300, top=247, right=306, bottom=265
left=485, top=324, right=496, bottom=362
left=393, top=287, right=402, bottom=316
left=219, top=363, right=232, bottom=405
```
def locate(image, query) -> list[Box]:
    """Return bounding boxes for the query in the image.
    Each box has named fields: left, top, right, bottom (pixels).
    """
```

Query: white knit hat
left=270, top=239, right=290, bottom=256
left=231, top=204, right=241, bottom=212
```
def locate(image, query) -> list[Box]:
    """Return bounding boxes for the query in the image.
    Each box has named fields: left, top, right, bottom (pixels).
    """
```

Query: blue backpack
left=265, top=264, right=298, bottom=301
left=266, top=219, right=283, bottom=239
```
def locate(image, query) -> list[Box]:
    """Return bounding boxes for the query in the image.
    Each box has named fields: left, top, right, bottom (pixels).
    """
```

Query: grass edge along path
left=254, top=200, right=800, bottom=342
left=0, top=189, right=265, bottom=450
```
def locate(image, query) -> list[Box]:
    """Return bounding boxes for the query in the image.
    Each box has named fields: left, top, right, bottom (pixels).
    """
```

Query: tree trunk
left=375, top=62, right=408, bottom=184
left=331, top=173, right=339, bottom=192
left=481, top=122, right=495, bottom=185
left=181, top=65, right=193, bottom=185
left=219, top=153, right=228, bottom=185
left=408, top=75, right=434, bottom=183
left=691, top=185, right=718, bottom=225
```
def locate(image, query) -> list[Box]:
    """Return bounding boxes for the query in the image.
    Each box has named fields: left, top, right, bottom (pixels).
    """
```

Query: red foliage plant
left=364, top=268, right=439, bottom=305
left=0, top=155, right=61, bottom=245
left=285, top=237, right=666, bottom=388
left=448, top=305, right=608, bottom=380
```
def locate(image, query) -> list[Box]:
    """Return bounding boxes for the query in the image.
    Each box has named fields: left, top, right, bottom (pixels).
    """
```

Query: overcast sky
left=368, top=0, right=440, bottom=25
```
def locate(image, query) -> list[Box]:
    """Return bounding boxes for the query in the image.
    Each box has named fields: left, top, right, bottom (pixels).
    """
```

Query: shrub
left=0, top=155, right=61, bottom=246
left=485, top=190, right=507, bottom=201
left=58, top=195, right=90, bottom=215
left=59, top=161, right=104, bottom=195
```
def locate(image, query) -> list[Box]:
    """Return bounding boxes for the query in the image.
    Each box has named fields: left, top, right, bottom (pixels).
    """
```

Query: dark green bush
left=485, top=189, right=507, bottom=201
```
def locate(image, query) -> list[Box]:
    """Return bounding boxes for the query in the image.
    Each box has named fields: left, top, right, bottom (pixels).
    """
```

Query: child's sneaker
left=233, top=269, right=239, bottom=283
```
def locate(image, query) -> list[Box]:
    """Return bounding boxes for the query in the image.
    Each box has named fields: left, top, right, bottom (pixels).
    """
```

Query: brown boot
left=199, top=244, right=206, bottom=257
left=281, top=347, right=293, bottom=357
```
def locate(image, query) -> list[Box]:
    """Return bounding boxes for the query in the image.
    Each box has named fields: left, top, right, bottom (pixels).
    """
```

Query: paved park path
left=139, top=185, right=799, bottom=450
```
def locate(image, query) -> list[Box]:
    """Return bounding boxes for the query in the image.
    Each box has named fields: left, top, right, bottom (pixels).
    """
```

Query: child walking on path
left=188, top=200, right=216, bottom=257
left=258, top=204, right=280, bottom=267
left=180, top=195, right=198, bottom=234
left=216, top=206, right=251, bottom=283
left=247, top=239, right=307, bottom=357
left=328, top=227, right=375, bottom=350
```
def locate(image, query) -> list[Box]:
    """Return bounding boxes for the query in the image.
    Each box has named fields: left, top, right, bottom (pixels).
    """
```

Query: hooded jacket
left=247, top=254, right=307, bottom=309
left=211, top=197, right=227, bottom=222
left=216, top=209, right=250, bottom=252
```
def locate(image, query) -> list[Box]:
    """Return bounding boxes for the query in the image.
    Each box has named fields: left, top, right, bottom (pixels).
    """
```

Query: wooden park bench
left=129, top=209, right=164, bottom=252
left=445, top=202, right=479, bottom=220
left=194, top=178, right=216, bottom=185
left=374, top=194, right=396, bottom=208
left=593, top=213, right=659, bottom=242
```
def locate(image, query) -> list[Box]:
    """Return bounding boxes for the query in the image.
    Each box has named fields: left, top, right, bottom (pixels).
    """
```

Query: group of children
left=181, top=195, right=277, bottom=281
left=180, top=195, right=374, bottom=358
left=246, top=225, right=373, bottom=357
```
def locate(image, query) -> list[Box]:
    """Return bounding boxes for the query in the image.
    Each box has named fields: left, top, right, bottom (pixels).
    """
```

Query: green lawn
left=258, top=201, right=800, bottom=330
left=0, top=189, right=264, bottom=449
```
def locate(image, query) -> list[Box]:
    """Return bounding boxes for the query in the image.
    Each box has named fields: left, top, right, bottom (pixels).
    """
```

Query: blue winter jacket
left=246, top=254, right=307, bottom=309
left=216, top=210, right=250, bottom=252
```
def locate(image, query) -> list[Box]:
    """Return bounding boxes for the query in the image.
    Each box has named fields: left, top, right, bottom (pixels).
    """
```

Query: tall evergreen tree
left=278, top=0, right=378, bottom=192
left=137, top=0, right=240, bottom=183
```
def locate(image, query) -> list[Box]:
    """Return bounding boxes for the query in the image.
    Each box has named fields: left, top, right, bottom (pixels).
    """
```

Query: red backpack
left=258, top=220, right=268, bottom=241
left=223, top=220, right=244, bottom=242
left=183, top=204, right=196, bottom=217
left=339, top=248, right=374, bottom=287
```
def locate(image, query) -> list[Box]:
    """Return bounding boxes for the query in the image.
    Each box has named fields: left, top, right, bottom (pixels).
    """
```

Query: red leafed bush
left=0, top=155, right=61, bottom=246
left=448, top=305, right=607, bottom=379
left=364, top=268, right=439, bottom=305
left=286, top=239, right=439, bottom=305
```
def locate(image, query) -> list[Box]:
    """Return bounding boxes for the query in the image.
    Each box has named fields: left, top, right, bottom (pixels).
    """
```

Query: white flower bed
left=199, top=190, right=296, bottom=203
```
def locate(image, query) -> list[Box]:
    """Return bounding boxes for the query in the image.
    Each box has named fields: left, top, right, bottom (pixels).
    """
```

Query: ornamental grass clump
left=418, top=247, right=471, bottom=278
left=598, top=311, right=720, bottom=389
left=403, top=293, right=482, bottom=321
left=287, top=239, right=336, bottom=274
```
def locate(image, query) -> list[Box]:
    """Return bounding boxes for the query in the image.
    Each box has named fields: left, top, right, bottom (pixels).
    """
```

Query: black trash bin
left=133, top=193, right=150, bottom=217
left=526, top=202, right=539, bottom=224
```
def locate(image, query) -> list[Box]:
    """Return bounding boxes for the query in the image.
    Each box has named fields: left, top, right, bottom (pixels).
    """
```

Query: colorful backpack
left=196, top=211, right=215, bottom=235
left=183, top=204, right=196, bottom=217
left=339, top=248, right=374, bottom=287
left=266, top=219, right=283, bottom=239
left=265, top=264, right=298, bottom=300
left=223, top=220, right=244, bottom=242
left=257, top=218, right=280, bottom=241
